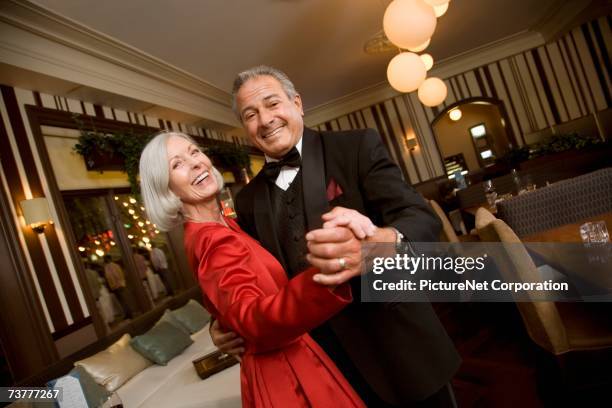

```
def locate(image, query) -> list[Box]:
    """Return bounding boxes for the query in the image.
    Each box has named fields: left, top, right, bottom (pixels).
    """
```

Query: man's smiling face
left=235, top=75, right=304, bottom=159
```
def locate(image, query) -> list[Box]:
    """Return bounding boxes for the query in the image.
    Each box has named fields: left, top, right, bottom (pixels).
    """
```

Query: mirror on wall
left=432, top=99, right=514, bottom=178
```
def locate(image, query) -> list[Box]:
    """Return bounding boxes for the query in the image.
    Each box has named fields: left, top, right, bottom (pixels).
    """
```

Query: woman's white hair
left=139, top=131, right=224, bottom=231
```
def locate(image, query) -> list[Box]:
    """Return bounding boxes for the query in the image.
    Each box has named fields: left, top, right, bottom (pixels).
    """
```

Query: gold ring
left=338, top=257, right=347, bottom=269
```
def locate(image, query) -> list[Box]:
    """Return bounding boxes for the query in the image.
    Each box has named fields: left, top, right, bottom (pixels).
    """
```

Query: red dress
left=184, top=217, right=365, bottom=408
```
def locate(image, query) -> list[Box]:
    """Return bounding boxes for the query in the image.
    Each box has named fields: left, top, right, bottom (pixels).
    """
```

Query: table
left=523, top=213, right=612, bottom=243
left=522, top=212, right=612, bottom=293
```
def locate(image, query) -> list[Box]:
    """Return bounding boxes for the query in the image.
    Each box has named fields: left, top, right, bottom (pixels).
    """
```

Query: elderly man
left=212, top=65, right=460, bottom=407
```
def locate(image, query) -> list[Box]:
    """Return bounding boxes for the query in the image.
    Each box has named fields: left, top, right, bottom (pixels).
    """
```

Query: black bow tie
left=262, top=147, right=301, bottom=181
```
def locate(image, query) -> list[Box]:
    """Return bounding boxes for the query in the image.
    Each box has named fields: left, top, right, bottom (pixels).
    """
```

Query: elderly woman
left=139, top=131, right=365, bottom=407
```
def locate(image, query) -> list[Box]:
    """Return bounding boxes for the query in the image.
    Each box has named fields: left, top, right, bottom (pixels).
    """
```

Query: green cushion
left=157, top=309, right=190, bottom=334
left=130, top=322, right=193, bottom=365
left=171, top=299, right=211, bottom=334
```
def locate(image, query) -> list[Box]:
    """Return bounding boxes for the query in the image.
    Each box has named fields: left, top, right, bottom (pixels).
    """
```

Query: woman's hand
left=210, top=319, right=244, bottom=362
left=321, top=207, right=377, bottom=239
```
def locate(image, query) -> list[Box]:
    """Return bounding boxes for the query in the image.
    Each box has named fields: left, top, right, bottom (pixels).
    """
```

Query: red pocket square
left=326, top=178, right=344, bottom=201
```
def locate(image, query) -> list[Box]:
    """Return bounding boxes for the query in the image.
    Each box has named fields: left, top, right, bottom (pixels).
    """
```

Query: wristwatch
left=388, top=226, right=416, bottom=257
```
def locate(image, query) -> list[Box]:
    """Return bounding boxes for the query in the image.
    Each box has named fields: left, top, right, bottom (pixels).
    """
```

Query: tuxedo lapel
left=301, top=128, right=329, bottom=231
left=252, top=177, right=288, bottom=270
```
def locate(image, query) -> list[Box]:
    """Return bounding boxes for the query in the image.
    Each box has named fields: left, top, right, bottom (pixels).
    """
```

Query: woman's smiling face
left=167, top=135, right=219, bottom=204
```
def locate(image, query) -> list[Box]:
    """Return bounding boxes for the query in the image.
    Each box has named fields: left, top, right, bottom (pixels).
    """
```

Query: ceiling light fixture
left=383, top=0, right=437, bottom=50
left=449, top=108, right=462, bottom=121
left=418, top=77, right=448, bottom=106
left=378, top=0, right=452, bottom=107
left=387, top=52, right=427, bottom=93
left=420, top=53, right=434, bottom=71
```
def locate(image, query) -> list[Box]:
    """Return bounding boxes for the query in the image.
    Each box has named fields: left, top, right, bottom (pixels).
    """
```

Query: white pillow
left=75, top=334, right=152, bottom=392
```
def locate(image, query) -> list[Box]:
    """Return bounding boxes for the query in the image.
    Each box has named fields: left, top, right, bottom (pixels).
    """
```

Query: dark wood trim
left=50, top=316, right=93, bottom=341
left=92, top=104, right=104, bottom=118
left=33, top=91, right=42, bottom=107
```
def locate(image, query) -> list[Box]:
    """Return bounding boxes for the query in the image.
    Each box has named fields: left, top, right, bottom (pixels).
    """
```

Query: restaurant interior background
left=0, top=0, right=610, bottom=406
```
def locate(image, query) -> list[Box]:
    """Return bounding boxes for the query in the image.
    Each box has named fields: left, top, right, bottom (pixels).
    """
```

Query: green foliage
left=500, top=133, right=604, bottom=165
left=205, top=143, right=251, bottom=172
left=72, top=115, right=153, bottom=194
left=533, top=132, right=603, bottom=155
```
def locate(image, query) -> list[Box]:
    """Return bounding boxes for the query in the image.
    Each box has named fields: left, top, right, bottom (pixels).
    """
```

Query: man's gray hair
left=231, top=65, right=298, bottom=119
left=139, top=131, right=224, bottom=231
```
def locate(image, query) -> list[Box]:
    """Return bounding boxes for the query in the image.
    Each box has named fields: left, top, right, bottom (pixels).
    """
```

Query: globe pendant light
left=387, top=52, right=427, bottom=93
left=383, top=0, right=437, bottom=50
left=418, top=77, right=447, bottom=106
left=420, top=53, right=434, bottom=71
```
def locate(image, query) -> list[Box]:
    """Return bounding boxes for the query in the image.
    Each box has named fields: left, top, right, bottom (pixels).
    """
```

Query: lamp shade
left=20, top=197, right=51, bottom=225
left=387, top=52, right=427, bottom=93
left=424, top=0, right=450, bottom=6
left=418, top=77, right=448, bottom=106
left=383, top=0, right=437, bottom=50
left=407, top=38, right=431, bottom=53
left=420, top=53, right=434, bottom=71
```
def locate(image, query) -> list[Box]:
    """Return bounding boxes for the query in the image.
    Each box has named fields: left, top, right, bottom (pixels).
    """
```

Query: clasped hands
left=210, top=206, right=380, bottom=358
left=306, top=206, right=376, bottom=287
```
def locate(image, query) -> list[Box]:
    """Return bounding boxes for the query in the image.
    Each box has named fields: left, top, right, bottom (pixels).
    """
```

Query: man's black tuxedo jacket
left=235, top=127, right=460, bottom=404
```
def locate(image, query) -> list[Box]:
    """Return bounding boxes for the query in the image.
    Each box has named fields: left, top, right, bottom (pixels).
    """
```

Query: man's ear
left=294, top=93, right=304, bottom=116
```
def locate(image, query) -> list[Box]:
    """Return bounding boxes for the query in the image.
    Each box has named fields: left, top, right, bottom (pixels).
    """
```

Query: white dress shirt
left=264, top=137, right=303, bottom=191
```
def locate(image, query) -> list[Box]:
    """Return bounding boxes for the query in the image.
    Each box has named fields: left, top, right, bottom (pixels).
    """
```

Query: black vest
left=268, top=171, right=309, bottom=277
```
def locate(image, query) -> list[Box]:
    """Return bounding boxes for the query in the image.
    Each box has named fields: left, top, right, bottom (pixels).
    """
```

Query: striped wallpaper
left=313, top=17, right=611, bottom=184
left=0, top=85, right=246, bottom=338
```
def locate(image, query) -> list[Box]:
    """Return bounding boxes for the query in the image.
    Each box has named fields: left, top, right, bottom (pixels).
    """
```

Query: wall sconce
left=406, top=138, right=418, bottom=151
left=20, top=197, right=52, bottom=234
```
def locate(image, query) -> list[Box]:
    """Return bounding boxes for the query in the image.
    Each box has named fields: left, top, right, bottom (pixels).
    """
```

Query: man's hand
left=322, top=207, right=377, bottom=239
left=210, top=319, right=244, bottom=361
left=306, top=226, right=363, bottom=286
